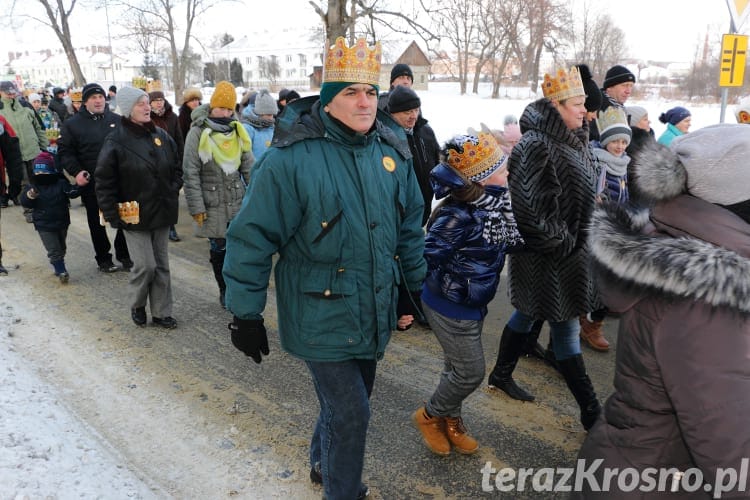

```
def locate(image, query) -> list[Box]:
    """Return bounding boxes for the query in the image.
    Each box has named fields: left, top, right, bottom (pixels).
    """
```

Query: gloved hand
left=75, top=171, right=90, bottom=186
left=228, top=316, right=269, bottom=364
left=193, top=212, right=207, bottom=226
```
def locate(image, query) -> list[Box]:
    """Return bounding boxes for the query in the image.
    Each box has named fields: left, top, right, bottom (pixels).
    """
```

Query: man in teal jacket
left=223, top=37, right=426, bottom=500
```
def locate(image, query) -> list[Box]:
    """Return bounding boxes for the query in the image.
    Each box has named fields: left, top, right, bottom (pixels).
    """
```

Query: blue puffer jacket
left=422, top=163, right=522, bottom=319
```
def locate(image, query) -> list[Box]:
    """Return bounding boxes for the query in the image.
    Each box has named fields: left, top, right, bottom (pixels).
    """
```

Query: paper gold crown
left=542, top=66, right=585, bottom=102
left=446, top=132, right=506, bottom=182
left=323, top=37, right=382, bottom=86
left=146, top=80, right=162, bottom=92
left=597, top=106, right=629, bottom=132
left=70, top=89, right=83, bottom=102
left=132, top=76, right=148, bottom=90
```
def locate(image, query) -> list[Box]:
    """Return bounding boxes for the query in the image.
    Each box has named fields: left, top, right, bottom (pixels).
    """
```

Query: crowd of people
left=1, top=37, right=749, bottom=499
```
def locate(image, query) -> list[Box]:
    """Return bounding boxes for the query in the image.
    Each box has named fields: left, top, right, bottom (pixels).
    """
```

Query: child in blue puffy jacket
left=20, top=151, right=89, bottom=282
left=412, top=132, right=523, bottom=457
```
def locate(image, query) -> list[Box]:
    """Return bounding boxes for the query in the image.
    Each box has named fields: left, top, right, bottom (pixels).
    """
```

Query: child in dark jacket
left=412, top=133, right=523, bottom=456
left=594, top=107, right=632, bottom=205
left=21, top=151, right=89, bottom=282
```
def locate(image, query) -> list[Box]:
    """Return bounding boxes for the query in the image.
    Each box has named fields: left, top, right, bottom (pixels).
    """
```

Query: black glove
left=228, top=316, right=269, bottom=364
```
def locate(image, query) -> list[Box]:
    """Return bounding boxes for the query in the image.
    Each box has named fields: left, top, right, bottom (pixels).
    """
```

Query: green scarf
left=198, top=120, right=252, bottom=175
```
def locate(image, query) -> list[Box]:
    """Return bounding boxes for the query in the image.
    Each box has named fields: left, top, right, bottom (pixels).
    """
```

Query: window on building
left=286, top=54, right=292, bottom=63
left=299, top=54, right=307, bottom=66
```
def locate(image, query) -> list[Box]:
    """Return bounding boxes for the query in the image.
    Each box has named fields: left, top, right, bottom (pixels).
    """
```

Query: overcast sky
left=5, top=0, right=740, bottom=64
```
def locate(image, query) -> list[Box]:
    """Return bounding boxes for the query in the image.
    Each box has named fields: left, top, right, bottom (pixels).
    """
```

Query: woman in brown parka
left=574, top=124, right=750, bottom=498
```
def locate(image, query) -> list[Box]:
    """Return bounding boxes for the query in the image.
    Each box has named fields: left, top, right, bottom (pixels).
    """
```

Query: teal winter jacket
left=223, top=96, right=426, bottom=362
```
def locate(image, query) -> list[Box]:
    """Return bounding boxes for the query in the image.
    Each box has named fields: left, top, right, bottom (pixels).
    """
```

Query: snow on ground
left=0, top=82, right=727, bottom=499
left=0, top=301, right=160, bottom=499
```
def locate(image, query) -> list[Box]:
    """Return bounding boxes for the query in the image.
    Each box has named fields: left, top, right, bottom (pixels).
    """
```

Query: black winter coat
left=150, top=101, right=184, bottom=161
left=48, top=97, right=70, bottom=123
left=507, top=98, right=600, bottom=321
left=407, top=116, right=440, bottom=225
left=20, top=176, right=81, bottom=231
left=57, top=108, right=119, bottom=195
left=95, top=118, right=182, bottom=231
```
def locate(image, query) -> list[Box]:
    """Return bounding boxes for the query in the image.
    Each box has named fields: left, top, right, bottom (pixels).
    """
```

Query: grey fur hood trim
left=628, top=140, right=686, bottom=204
left=590, top=203, right=750, bottom=314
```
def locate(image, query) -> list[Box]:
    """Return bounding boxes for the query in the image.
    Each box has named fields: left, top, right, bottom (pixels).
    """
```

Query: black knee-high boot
left=557, top=354, right=601, bottom=430
left=209, top=250, right=226, bottom=308
left=488, top=325, right=535, bottom=401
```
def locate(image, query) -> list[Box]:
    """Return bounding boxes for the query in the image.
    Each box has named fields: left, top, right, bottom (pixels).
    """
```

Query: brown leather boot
left=412, top=406, right=450, bottom=456
left=444, top=416, right=479, bottom=454
left=579, top=315, right=609, bottom=352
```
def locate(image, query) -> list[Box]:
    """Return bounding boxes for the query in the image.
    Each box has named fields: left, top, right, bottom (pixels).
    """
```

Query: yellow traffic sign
left=727, top=0, right=750, bottom=30
left=719, top=34, right=748, bottom=87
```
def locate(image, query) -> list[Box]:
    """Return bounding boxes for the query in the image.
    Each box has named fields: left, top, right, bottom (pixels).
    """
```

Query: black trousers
left=81, top=191, right=129, bottom=265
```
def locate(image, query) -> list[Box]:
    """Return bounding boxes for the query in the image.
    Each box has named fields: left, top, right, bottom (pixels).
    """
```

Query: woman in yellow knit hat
left=182, top=81, right=253, bottom=308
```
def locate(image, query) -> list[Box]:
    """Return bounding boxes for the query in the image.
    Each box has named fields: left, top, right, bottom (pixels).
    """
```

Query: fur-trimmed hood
left=590, top=198, right=750, bottom=315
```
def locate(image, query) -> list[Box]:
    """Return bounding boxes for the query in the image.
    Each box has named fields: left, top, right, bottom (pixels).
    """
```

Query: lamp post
left=104, top=0, right=116, bottom=86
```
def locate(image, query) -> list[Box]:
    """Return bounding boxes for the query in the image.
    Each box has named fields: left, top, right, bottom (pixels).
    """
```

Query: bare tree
left=309, top=0, right=439, bottom=49
left=510, top=0, right=570, bottom=93
left=432, top=0, right=481, bottom=94
left=8, top=0, right=87, bottom=86
left=114, top=0, right=227, bottom=105
left=569, top=1, right=626, bottom=78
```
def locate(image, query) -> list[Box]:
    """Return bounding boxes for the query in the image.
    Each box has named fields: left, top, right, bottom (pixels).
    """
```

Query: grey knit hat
left=626, top=106, right=648, bottom=127
left=672, top=123, right=750, bottom=205
left=117, top=86, right=148, bottom=118
left=253, top=89, right=278, bottom=115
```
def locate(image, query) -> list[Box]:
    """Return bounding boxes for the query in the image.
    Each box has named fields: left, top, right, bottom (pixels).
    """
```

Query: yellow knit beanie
left=210, top=81, right=236, bottom=110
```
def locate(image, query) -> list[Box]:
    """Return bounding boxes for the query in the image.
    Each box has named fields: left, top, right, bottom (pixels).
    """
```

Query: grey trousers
left=38, top=229, right=67, bottom=263
left=423, top=303, right=486, bottom=418
left=123, top=227, right=172, bottom=318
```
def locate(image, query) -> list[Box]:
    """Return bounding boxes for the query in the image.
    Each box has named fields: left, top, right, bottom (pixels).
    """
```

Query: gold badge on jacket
left=154, top=137, right=162, bottom=146
left=382, top=156, right=396, bottom=172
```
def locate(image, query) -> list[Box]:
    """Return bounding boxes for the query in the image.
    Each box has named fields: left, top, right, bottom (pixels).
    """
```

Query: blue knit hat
left=659, top=106, right=691, bottom=126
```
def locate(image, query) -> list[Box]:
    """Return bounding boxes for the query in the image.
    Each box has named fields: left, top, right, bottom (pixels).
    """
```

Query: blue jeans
left=507, top=309, right=581, bottom=360
left=306, top=359, right=376, bottom=500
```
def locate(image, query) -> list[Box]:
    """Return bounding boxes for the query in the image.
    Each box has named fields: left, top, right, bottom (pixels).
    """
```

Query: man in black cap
left=48, top=87, right=70, bottom=122
left=378, top=63, right=414, bottom=110
left=600, top=64, right=635, bottom=113
left=58, top=82, right=131, bottom=273
left=107, top=85, right=117, bottom=111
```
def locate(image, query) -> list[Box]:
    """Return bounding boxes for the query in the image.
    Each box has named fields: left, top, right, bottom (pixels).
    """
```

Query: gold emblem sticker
left=154, top=137, right=162, bottom=146
left=382, top=156, right=396, bottom=172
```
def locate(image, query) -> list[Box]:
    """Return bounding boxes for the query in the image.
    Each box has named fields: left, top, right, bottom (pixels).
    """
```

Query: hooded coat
left=507, top=98, right=600, bottom=321
left=574, top=141, right=750, bottom=499
left=223, top=95, right=426, bottom=362
left=182, top=104, right=253, bottom=239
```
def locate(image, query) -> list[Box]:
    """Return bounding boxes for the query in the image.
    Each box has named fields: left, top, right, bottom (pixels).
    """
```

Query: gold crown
left=70, top=88, right=83, bottom=102
left=542, top=66, right=585, bottom=102
left=323, top=37, right=382, bottom=86
left=146, top=80, right=162, bottom=92
left=597, top=106, right=629, bottom=133
left=132, top=76, right=148, bottom=90
left=446, top=132, right=506, bottom=182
